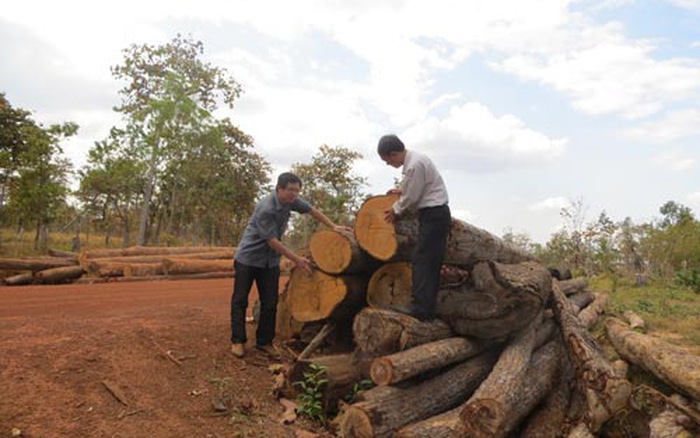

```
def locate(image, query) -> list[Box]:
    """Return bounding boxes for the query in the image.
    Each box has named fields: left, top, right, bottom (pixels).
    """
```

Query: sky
left=2, top=0, right=700, bottom=244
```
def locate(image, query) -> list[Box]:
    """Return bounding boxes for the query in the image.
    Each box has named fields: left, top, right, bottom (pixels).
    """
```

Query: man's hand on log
left=333, top=225, right=354, bottom=235
left=293, top=256, right=313, bottom=275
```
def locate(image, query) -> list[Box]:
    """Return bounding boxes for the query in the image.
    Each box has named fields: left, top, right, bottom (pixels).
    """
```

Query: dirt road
left=0, top=279, right=310, bottom=438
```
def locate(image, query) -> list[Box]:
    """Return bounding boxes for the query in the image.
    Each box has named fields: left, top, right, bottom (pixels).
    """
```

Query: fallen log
left=163, top=258, right=233, bottom=275
left=353, top=308, right=453, bottom=355
left=551, top=281, right=632, bottom=432
left=568, top=291, right=595, bottom=311
left=309, top=229, right=378, bottom=274
left=74, top=271, right=233, bottom=284
left=437, top=260, right=552, bottom=339
left=458, top=314, right=543, bottom=437
left=339, top=350, right=498, bottom=438
left=395, top=407, right=463, bottom=438
left=354, top=194, right=534, bottom=266
left=286, top=269, right=368, bottom=322
left=623, top=310, right=646, bottom=332
left=605, top=317, right=700, bottom=400
left=370, top=337, right=486, bottom=386
left=631, top=384, right=700, bottom=427
left=124, top=262, right=164, bottom=277
left=578, top=292, right=609, bottom=329
left=35, top=265, right=85, bottom=284
left=559, top=277, right=589, bottom=296
left=649, top=407, right=693, bottom=438
left=2, top=272, right=34, bottom=286
left=80, top=245, right=233, bottom=259
left=85, top=249, right=235, bottom=266
left=0, top=257, right=76, bottom=272
left=47, top=248, right=79, bottom=260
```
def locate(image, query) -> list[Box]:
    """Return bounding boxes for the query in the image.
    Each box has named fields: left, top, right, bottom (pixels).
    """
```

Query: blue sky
left=2, top=0, right=699, bottom=243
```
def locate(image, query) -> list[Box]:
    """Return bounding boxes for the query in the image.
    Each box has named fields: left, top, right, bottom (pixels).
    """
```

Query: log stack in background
left=279, top=194, right=700, bottom=437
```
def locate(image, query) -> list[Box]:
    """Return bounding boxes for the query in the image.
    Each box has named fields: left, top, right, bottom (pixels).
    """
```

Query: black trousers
left=230, top=260, right=280, bottom=346
left=412, top=205, right=451, bottom=320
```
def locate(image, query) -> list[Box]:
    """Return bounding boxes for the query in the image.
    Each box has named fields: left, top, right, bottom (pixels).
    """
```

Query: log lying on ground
left=2, top=272, right=34, bottom=285
left=437, top=260, right=552, bottom=339
left=124, top=262, right=164, bottom=277
left=578, top=292, right=609, bottom=329
left=87, top=261, right=126, bottom=277
left=649, top=408, right=693, bottom=438
left=395, top=406, right=464, bottom=438
left=551, top=281, right=632, bottom=432
left=458, top=314, right=544, bottom=437
left=354, top=194, right=534, bottom=266
left=353, top=308, right=453, bottom=355
left=0, top=257, right=76, bottom=272
left=605, top=317, right=700, bottom=401
left=339, top=350, right=498, bottom=438
left=623, top=310, right=646, bottom=332
left=569, top=291, right=595, bottom=311
left=370, top=337, right=486, bottom=386
left=559, top=277, right=589, bottom=296
left=74, top=271, right=233, bottom=284
left=309, top=229, right=378, bottom=274
left=86, top=249, right=235, bottom=266
left=163, top=258, right=232, bottom=275
left=631, top=384, right=700, bottom=427
left=47, top=248, right=79, bottom=260
left=80, top=245, right=233, bottom=259
left=35, top=266, right=85, bottom=284
left=286, top=268, right=368, bottom=322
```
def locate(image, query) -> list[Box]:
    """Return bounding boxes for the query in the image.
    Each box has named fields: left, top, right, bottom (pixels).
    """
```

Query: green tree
left=289, top=144, right=367, bottom=247
left=110, top=34, right=243, bottom=245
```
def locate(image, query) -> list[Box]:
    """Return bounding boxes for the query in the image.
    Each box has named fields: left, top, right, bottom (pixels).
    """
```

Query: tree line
left=1, top=35, right=698, bottom=290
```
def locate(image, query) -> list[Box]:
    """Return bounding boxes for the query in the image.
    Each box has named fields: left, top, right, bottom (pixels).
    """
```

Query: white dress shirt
left=393, top=150, right=449, bottom=216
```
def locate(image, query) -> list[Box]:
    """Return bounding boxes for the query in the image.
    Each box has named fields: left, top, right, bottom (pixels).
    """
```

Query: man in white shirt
left=378, top=134, right=451, bottom=321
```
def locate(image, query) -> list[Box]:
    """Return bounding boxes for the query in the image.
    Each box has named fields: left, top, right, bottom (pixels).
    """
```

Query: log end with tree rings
left=367, top=262, right=413, bottom=308
left=355, top=194, right=400, bottom=261
left=286, top=269, right=349, bottom=322
left=339, top=406, right=375, bottom=438
left=309, top=229, right=353, bottom=274
left=369, top=357, right=394, bottom=386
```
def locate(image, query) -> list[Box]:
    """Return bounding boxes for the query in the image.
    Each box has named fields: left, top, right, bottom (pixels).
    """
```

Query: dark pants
left=412, top=205, right=451, bottom=320
left=230, top=260, right=280, bottom=346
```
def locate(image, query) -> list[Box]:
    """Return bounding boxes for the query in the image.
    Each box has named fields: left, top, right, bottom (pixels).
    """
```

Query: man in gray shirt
left=378, top=134, right=451, bottom=321
left=231, top=172, right=351, bottom=358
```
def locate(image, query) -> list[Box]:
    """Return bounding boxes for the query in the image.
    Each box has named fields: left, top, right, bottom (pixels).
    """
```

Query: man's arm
left=267, top=237, right=313, bottom=274
left=309, top=208, right=353, bottom=234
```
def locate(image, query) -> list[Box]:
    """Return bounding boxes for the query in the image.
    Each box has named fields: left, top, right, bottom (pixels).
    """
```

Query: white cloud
left=665, top=0, right=700, bottom=12
left=621, top=108, right=700, bottom=141
left=530, top=196, right=570, bottom=211
left=654, top=151, right=697, bottom=171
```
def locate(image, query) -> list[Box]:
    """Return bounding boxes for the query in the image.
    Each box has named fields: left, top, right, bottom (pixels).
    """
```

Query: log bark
left=354, top=194, right=534, bottom=265
left=559, top=277, right=589, bottom=295
left=551, top=281, right=632, bottom=432
left=163, top=258, right=233, bottom=275
left=2, top=272, right=34, bottom=285
left=309, top=229, right=378, bottom=274
left=458, top=314, right=543, bottom=437
left=86, top=249, right=234, bottom=266
left=35, top=266, right=85, bottom=284
left=605, top=317, right=700, bottom=401
left=623, top=310, right=646, bottom=332
left=74, top=271, right=233, bottom=284
left=353, top=308, right=453, bottom=355
left=370, top=337, right=485, bottom=386
left=124, top=262, right=164, bottom=277
left=286, top=268, right=367, bottom=322
left=47, top=248, right=79, bottom=260
left=568, top=291, right=595, bottom=311
left=339, top=350, right=498, bottom=438
left=395, top=407, right=463, bottom=438
left=577, top=292, right=609, bottom=329
left=649, top=408, right=693, bottom=438
left=630, top=385, right=700, bottom=429
left=80, top=245, right=233, bottom=259
left=437, top=260, right=551, bottom=339
left=275, top=284, right=304, bottom=340
left=0, top=257, right=76, bottom=272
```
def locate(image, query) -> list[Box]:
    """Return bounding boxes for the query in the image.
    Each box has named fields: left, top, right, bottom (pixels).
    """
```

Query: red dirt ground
left=0, top=278, right=326, bottom=438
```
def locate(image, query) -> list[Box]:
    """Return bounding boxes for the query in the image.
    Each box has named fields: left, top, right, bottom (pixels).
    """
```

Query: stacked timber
left=0, top=245, right=238, bottom=285
left=278, top=194, right=700, bottom=437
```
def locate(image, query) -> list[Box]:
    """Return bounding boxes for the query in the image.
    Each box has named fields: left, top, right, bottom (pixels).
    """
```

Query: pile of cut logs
left=279, top=194, right=700, bottom=437
left=0, top=246, right=239, bottom=285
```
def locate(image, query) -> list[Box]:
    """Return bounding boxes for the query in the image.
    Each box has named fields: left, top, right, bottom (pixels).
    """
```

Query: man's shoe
left=230, top=343, right=245, bottom=358
left=255, top=344, right=281, bottom=359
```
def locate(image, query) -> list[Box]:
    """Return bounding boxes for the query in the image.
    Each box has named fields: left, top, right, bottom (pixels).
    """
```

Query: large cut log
left=163, top=258, right=232, bottom=275
left=124, top=262, right=164, bottom=277
left=2, top=272, right=34, bottom=285
left=458, top=314, right=543, bottom=437
left=461, top=339, right=562, bottom=438
left=339, top=350, right=498, bottom=438
left=568, top=291, right=595, bottom=311
left=80, top=245, right=233, bottom=259
left=559, top=277, right=589, bottom=295
left=623, top=310, right=646, bottom=332
left=437, top=260, right=552, bottom=339
left=286, top=268, right=368, bottom=322
left=395, top=407, right=463, bottom=438
left=649, top=408, right=693, bottom=438
left=577, top=292, right=609, bottom=329
left=309, top=229, right=378, bottom=274
left=605, top=317, right=700, bottom=400
left=35, top=266, right=85, bottom=284
left=551, top=281, right=632, bottom=432
left=353, top=308, right=453, bottom=355
left=275, top=284, right=304, bottom=340
left=370, top=337, right=485, bottom=386
left=630, top=385, right=700, bottom=429
left=354, top=194, right=534, bottom=265
left=87, top=261, right=126, bottom=277
left=47, top=248, right=79, bottom=260
left=0, top=257, right=76, bottom=272
left=86, top=249, right=235, bottom=266
left=366, top=262, right=469, bottom=310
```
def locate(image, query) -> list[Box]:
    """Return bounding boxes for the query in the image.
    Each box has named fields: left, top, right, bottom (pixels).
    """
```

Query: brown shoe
left=255, top=344, right=280, bottom=359
left=230, top=343, right=245, bottom=358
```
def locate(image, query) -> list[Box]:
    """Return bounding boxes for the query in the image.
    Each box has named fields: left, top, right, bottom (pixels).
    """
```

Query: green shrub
left=675, top=268, right=700, bottom=293
left=293, top=363, right=329, bottom=422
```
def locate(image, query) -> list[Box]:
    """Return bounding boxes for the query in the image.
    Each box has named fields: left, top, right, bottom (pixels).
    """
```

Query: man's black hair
left=276, top=172, right=303, bottom=190
left=377, top=134, right=406, bottom=156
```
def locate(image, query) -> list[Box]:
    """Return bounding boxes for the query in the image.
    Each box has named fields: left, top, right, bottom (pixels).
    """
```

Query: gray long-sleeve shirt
left=393, top=150, right=449, bottom=216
